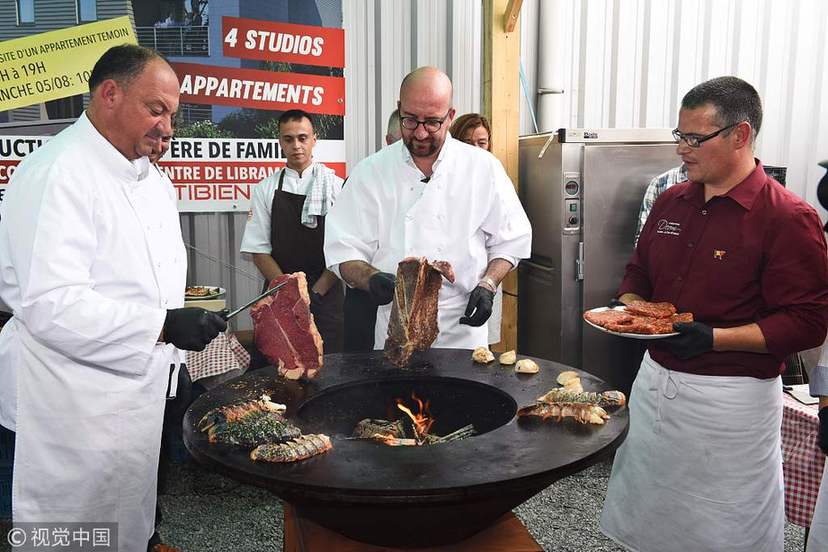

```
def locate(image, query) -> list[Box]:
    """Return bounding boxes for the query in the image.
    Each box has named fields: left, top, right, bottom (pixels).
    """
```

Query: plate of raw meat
left=583, top=301, right=693, bottom=339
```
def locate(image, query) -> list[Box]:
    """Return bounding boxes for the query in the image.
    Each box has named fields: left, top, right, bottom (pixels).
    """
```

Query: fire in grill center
left=351, top=391, right=478, bottom=446
left=296, top=376, right=517, bottom=444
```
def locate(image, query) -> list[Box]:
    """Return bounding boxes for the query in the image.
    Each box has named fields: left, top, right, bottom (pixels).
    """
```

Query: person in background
left=449, top=113, right=503, bottom=347
left=633, top=164, right=688, bottom=246
left=241, top=109, right=345, bottom=353
left=450, top=112, right=491, bottom=150
left=805, top=160, right=828, bottom=552
left=599, top=76, right=828, bottom=552
left=0, top=44, right=225, bottom=552
left=386, top=108, right=402, bottom=145
left=325, top=67, right=531, bottom=351
left=343, top=109, right=402, bottom=352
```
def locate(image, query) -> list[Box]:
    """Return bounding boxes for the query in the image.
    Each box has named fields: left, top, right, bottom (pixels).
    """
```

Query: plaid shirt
left=810, top=343, right=828, bottom=397
left=634, top=164, right=688, bottom=245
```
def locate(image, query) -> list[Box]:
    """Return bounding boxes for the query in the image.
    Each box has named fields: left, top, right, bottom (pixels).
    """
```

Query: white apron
left=0, top=114, right=186, bottom=552
left=808, top=461, right=828, bottom=551
left=600, top=352, right=784, bottom=552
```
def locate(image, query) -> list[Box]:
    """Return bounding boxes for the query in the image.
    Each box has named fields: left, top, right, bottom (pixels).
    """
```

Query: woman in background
left=449, top=113, right=502, bottom=348
left=451, top=113, right=491, bottom=151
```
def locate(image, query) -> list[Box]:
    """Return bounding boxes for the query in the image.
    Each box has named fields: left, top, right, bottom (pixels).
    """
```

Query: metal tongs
left=220, top=279, right=290, bottom=321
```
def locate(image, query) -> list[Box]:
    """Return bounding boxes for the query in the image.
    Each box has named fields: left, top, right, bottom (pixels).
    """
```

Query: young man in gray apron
left=600, top=77, right=828, bottom=552
left=241, top=109, right=345, bottom=353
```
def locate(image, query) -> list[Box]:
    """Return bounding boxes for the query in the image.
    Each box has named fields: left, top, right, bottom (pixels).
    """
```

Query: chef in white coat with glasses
left=324, top=67, right=531, bottom=350
left=0, top=45, right=225, bottom=552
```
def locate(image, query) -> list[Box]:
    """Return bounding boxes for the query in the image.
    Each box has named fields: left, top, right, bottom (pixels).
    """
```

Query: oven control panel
left=562, top=172, right=581, bottom=234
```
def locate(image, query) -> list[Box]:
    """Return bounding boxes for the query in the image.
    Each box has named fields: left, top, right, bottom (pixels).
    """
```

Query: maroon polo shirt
left=620, top=161, right=828, bottom=379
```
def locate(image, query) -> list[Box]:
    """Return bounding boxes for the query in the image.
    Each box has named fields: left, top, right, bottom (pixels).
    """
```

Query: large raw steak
left=384, top=257, right=455, bottom=367
left=251, top=272, right=323, bottom=380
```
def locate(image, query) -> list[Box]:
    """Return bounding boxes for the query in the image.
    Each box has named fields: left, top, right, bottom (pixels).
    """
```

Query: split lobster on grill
left=197, top=395, right=302, bottom=446
left=518, top=384, right=627, bottom=426
left=250, top=434, right=333, bottom=463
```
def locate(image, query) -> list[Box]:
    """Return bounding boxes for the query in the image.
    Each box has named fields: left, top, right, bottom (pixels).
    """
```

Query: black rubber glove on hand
left=310, top=290, right=324, bottom=310
left=819, top=407, right=828, bottom=455
left=163, top=307, right=227, bottom=351
left=664, top=321, right=714, bottom=360
left=607, top=298, right=626, bottom=309
left=459, top=286, right=496, bottom=327
left=368, top=272, right=396, bottom=305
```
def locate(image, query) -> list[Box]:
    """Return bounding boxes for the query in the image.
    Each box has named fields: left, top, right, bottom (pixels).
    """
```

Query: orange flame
left=397, top=392, right=434, bottom=442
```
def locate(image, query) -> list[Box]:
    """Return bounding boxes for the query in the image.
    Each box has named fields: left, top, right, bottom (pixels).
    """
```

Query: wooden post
left=483, top=0, right=522, bottom=353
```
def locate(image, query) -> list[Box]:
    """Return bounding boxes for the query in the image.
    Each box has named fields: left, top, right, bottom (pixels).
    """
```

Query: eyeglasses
left=399, top=110, right=451, bottom=133
left=672, top=122, right=741, bottom=148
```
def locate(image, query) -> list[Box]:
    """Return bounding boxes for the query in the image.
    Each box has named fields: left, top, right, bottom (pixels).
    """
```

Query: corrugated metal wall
left=342, top=0, right=482, bottom=168
left=519, top=0, right=828, bottom=211
left=199, top=0, right=484, bottom=332
left=187, top=0, right=828, bottom=330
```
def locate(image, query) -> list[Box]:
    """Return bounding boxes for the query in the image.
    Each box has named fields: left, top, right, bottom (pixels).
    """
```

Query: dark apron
left=269, top=169, right=343, bottom=353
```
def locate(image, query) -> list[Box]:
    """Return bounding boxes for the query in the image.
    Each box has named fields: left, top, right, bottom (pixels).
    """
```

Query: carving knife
left=220, top=280, right=290, bottom=321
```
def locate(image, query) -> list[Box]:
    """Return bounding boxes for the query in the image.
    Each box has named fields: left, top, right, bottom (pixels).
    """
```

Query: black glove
left=607, top=298, right=626, bottom=309
left=163, top=307, right=227, bottom=352
left=459, top=286, right=495, bottom=327
left=310, top=290, right=324, bottom=310
left=368, top=272, right=396, bottom=305
left=663, top=321, right=713, bottom=360
left=819, top=407, right=828, bottom=455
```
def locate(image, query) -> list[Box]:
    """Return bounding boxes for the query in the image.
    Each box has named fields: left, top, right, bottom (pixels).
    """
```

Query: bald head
left=397, top=67, right=455, bottom=162
left=399, top=66, right=453, bottom=107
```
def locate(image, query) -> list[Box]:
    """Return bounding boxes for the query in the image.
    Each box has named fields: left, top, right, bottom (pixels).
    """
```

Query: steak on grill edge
left=384, top=257, right=455, bottom=367
left=251, top=272, right=323, bottom=380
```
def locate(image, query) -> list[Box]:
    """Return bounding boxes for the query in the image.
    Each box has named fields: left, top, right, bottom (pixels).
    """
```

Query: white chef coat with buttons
left=0, top=112, right=186, bottom=552
left=324, top=136, right=532, bottom=349
left=240, top=163, right=344, bottom=254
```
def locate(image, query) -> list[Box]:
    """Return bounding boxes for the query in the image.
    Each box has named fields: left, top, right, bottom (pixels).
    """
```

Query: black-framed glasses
left=672, top=122, right=741, bottom=148
left=399, top=110, right=451, bottom=133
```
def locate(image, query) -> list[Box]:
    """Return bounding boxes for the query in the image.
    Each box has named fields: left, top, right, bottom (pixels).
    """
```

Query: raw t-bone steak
left=251, top=272, right=323, bottom=380
left=384, top=257, right=455, bottom=367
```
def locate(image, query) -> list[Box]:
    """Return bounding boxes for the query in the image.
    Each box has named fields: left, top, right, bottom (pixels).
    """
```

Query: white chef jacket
left=0, top=113, right=186, bottom=551
left=240, top=163, right=344, bottom=254
left=324, top=136, right=531, bottom=349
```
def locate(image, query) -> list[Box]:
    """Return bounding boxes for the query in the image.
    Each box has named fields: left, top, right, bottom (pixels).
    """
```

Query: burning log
left=352, top=418, right=406, bottom=440
left=424, top=424, right=476, bottom=444
left=351, top=419, right=476, bottom=446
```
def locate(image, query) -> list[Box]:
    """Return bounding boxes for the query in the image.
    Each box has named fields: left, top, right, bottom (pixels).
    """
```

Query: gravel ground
left=150, top=456, right=806, bottom=551
left=0, top=457, right=809, bottom=551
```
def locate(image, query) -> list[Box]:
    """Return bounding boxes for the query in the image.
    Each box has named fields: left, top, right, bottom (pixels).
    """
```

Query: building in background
left=0, top=0, right=134, bottom=123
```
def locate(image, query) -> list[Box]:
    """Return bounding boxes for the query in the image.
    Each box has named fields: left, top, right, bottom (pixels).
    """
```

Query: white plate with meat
left=583, top=305, right=690, bottom=339
left=185, top=286, right=226, bottom=300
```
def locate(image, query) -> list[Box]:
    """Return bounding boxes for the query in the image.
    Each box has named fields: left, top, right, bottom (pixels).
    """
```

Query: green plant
left=175, top=120, right=234, bottom=138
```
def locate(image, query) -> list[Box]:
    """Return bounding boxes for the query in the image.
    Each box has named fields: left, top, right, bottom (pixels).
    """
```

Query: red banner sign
left=222, top=17, right=345, bottom=68
left=171, top=62, right=345, bottom=115
left=158, top=160, right=346, bottom=185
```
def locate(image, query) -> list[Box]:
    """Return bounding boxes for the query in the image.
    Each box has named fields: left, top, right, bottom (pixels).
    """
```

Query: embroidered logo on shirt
left=713, top=250, right=726, bottom=260
left=656, top=219, right=681, bottom=236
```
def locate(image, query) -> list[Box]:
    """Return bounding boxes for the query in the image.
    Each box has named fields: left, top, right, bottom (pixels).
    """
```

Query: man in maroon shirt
left=600, top=76, right=828, bottom=552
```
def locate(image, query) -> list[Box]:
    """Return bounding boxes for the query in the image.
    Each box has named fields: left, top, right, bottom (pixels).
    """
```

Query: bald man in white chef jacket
left=324, top=67, right=531, bottom=350
left=0, top=45, right=225, bottom=552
